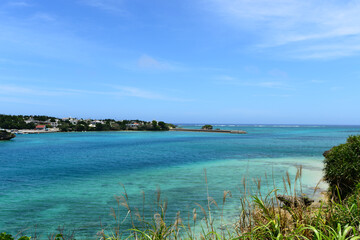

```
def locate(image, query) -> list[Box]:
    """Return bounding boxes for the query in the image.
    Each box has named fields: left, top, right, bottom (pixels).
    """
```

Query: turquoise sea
left=1, top=125, right=360, bottom=238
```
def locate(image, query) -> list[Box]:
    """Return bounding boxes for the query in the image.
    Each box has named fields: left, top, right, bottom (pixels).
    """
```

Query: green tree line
left=0, top=115, right=35, bottom=129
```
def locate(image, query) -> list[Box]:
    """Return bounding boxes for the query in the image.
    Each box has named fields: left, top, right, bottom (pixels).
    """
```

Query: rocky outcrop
left=277, top=195, right=314, bottom=207
left=0, top=130, right=16, bottom=140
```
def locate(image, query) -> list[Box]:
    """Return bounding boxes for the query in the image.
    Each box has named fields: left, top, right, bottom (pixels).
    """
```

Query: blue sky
left=1, top=0, right=360, bottom=124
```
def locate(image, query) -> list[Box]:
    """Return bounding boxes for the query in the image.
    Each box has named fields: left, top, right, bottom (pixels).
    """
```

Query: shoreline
left=10, top=129, right=170, bottom=134
left=10, top=128, right=248, bottom=135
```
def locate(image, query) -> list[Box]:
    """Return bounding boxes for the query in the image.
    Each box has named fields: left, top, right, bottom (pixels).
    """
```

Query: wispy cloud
left=6, top=1, right=30, bottom=7
left=0, top=58, right=43, bottom=66
left=268, top=69, right=288, bottom=78
left=216, top=75, right=237, bottom=83
left=255, top=81, right=286, bottom=88
left=112, top=85, right=192, bottom=102
left=0, top=96, right=52, bottom=105
left=80, top=0, right=125, bottom=13
left=215, top=75, right=290, bottom=89
left=0, top=84, right=191, bottom=102
left=330, top=86, right=343, bottom=91
left=311, top=80, right=326, bottom=84
left=0, top=84, right=75, bottom=96
left=30, top=13, right=56, bottom=22
left=137, top=54, right=181, bottom=71
left=0, top=3, right=106, bottom=63
left=0, top=16, right=99, bottom=62
left=252, top=94, right=292, bottom=98
left=118, top=54, right=183, bottom=71
left=113, top=86, right=164, bottom=99
left=207, top=0, right=360, bottom=58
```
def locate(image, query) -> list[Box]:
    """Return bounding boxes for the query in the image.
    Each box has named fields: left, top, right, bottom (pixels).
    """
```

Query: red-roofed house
left=36, top=125, right=47, bottom=130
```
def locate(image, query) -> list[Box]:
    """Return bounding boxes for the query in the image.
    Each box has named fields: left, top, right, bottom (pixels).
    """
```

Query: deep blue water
left=1, top=125, right=360, bottom=238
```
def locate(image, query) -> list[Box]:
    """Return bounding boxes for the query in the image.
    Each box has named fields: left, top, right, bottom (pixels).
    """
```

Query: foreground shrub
left=0, top=232, right=30, bottom=240
left=323, top=135, right=360, bottom=200
left=327, top=183, right=360, bottom=229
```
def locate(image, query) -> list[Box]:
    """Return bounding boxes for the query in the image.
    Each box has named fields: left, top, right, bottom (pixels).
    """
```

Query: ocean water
left=1, top=125, right=360, bottom=238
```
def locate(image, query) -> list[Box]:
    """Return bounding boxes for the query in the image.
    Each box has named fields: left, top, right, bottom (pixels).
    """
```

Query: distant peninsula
left=0, top=115, right=247, bottom=135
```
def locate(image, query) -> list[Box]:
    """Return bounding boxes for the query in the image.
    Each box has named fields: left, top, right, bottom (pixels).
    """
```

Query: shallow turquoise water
left=1, top=125, right=360, bottom=238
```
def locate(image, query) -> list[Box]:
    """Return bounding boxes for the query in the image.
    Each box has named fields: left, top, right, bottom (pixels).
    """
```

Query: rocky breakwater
left=169, top=128, right=247, bottom=134
left=0, top=130, right=16, bottom=140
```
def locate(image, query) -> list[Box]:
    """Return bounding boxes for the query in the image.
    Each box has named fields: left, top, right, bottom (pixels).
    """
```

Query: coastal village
left=0, top=114, right=174, bottom=134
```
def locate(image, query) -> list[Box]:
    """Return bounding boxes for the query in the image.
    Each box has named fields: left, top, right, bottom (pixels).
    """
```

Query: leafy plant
left=323, top=135, right=360, bottom=200
left=0, top=233, right=30, bottom=240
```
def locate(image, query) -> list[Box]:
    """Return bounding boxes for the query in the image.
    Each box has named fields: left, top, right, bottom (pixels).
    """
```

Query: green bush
left=201, top=124, right=213, bottom=130
left=323, top=135, right=360, bottom=200
left=0, top=232, right=30, bottom=240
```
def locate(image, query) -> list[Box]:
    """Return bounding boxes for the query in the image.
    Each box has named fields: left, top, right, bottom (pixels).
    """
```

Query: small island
left=170, top=124, right=247, bottom=134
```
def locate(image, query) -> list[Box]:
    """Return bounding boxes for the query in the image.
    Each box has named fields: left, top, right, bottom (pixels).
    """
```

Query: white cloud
left=207, top=0, right=360, bottom=58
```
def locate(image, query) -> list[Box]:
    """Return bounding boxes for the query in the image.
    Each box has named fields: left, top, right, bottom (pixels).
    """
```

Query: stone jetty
left=169, top=128, right=247, bottom=134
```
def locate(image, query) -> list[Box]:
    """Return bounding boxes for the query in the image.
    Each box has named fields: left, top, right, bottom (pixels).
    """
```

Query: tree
left=75, top=123, right=87, bottom=131
left=0, top=114, right=35, bottom=129
left=158, top=121, right=169, bottom=130
left=323, top=135, right=360, bottom=200
left=95, top=123, right=104, bottom=131
left=152, top=120, right=158, bottom=128
left=152, top=120, right=160, bottom=130
left=111, top=122, right=121, bottom=130
left=26, top=122, right=36, bottom=129
left=201, top=125, right=213, bottom=130
left=59, top=123, right=70, bottom=132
